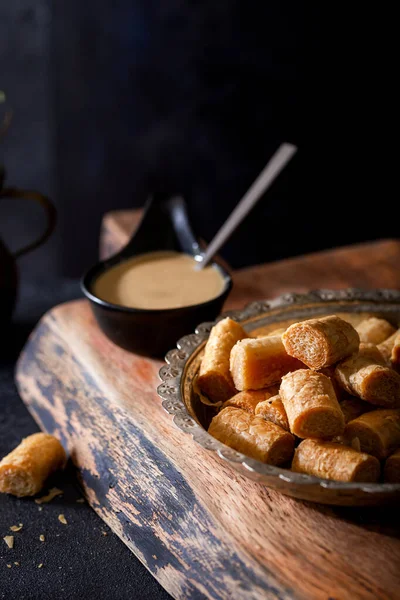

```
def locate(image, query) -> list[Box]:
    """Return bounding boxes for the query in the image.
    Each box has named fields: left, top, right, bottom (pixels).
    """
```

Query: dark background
left=1, top=1, right=398, bottom=280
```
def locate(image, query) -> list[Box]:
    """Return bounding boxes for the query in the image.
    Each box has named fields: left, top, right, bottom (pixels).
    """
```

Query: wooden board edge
left=15, top=310, right=292, bottom=600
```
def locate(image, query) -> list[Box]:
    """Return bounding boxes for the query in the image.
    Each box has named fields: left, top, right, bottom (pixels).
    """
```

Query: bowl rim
left=157, top=288, right=400, bottom=494
left=81, top=252, right=233, bottom=315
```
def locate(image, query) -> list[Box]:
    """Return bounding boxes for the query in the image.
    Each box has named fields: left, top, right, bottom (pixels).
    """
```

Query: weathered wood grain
left=15, top=212, right=400, bottom=599
left=16, top=300, right=400, bottom=600
left=99, top=209, right=143, bottom=261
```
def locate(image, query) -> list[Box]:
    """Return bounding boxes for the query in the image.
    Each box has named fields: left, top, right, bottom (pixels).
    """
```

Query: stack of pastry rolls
left=198, top=315, right=400, bottom=483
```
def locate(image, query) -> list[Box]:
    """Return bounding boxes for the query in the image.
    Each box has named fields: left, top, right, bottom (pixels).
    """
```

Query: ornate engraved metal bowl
left=157, top=289, right=400, bottom=505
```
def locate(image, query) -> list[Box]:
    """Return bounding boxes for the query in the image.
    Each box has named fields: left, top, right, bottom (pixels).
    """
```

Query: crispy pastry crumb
left=4, top=535, right=14, bottom=549
left=14, top=562, right=19, bottom=566
left=35, top=487, right=63, bottom=504
left=39, top=534, right=45, bottom=542
left=38, top=506, right=43, bottom=511
left=10, top=524, right=23, bottom=532
left=38, top=563, right=43, bottom=569
left=152, top=554, right=157, bottom=559
left=76, top=498, right=85, bottom=503
left=58, top=514, right=67, bottom=525
left=101, top=531, right=107, bottom=536
left=6, top=564, right=11, bottom=568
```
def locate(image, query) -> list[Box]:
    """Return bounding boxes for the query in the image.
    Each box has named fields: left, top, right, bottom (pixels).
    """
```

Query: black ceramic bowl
left=81, top=195, right=232, bottom=358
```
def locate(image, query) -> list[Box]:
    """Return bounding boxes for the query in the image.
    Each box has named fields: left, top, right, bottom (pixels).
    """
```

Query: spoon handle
left=198, top=143, right=297, bottom=269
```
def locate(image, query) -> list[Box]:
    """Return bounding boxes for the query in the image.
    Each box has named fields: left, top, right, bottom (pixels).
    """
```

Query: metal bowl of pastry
left=157, top=289, right=400, bottom=506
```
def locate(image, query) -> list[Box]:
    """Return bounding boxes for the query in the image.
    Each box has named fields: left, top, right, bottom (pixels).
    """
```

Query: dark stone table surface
left=0, top=278, right=170, bottom=600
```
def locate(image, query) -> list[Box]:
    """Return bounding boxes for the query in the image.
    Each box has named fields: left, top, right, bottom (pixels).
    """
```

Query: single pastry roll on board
left=384, top=449, right=400, bottom=483
left=230, top=335, right=304, bottom=391
left=280, top=369, right=344, bottom=438
left=339, top=396, right=375, bottom=423
left=335, top=343, right=400, bottom=407
left=255, top=395, right=290, bottom=431
left=282, top=315, right=360, bottom=370
left=0, top=433, right=66, bottom=497
left=208, top=407, right=295, bottom=465
left=222, top=390, right=271, bottom=414
left=292, top=439, right=380, bottom=483
left=344, top=409, right=400, bottom=459
left=356, top=317, right=396, bottom=346
left=198, top=317, right=248, bottom=404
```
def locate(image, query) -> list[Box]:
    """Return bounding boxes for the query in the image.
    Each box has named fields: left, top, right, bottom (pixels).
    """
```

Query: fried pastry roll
left=222, top=390, right=270, bottom=414
left=198, top=317, right=248, bottom=403
left=292, top=439, right=380, bottom=483
left=339, top=396, right=375, bottom=423
left=255, top=327, right=286, bottom=338
left=280, top=369, right=344, bottom=438
left=265, top=383, right=281, bottom=396
left=344, top=409, right=400, bottom=459
left=320, top=366, right=345, bottom=399
left=0, top=433, right=66, bottom=497
left=384, top=449, right=400, bottom=483
left=390, top=331, right=400, bottom=368
left=335, top=343, right=400, bottom=407
left=208, top=407, right=294, bottom=465
left=377, top=330, right=399, bottom=363
left=356, top=317, right=396, bottom=345
left=282, top=315, right=359, bottom=370
left=230, top=335, right=304, bottom=391
left=255, top=395, right=290, bottom=431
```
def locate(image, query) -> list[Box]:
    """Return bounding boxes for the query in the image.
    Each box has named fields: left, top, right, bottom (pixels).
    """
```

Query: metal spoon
left=197, top=143, right=297, bottom=269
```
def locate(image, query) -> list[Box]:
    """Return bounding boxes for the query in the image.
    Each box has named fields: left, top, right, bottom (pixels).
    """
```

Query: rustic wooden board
left=15, top=213, right=400, bottom=599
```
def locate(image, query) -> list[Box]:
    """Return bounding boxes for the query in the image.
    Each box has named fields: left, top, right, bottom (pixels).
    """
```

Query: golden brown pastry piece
left=320, top=366, right=346, bottom=399
left=256, top=327, right=286, bottom=338
left=0, top=433, right=66, bottom=497
left=265, top=383, right=281, bottom=396
left=356, top=317, right=396, bottom=345
left=344, top=409, right=400, bottom=459
left=292, top=439, right=380, bottom=483
left=198, top=317, right=248, bottom=403
left=282, top=315, right=360, bottom=370
left=384, top=449, right=400, bottom=482
left=377, top=330, right=399, bottom=363
left=339, top=396, right=375, bottom=423
left=335, top=343, right=400, bottom=407
left=390, top=331, right=400, bottom=369
left=255, top=395, right=290, bottom=431
left=222, top=390, right=270, bottom=414
left=208, top=407, right=295, bottom=465
left=230, top=335, right=304, bottom=391
left=280, top=369, right=344, bottom=439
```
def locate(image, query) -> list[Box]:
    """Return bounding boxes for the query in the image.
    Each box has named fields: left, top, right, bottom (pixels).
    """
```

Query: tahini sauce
left=93, top=251, right=225, bottom=310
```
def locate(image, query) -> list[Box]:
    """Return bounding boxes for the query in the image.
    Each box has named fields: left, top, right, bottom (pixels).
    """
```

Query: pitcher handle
left=0, top=187, right=56, bottom=258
